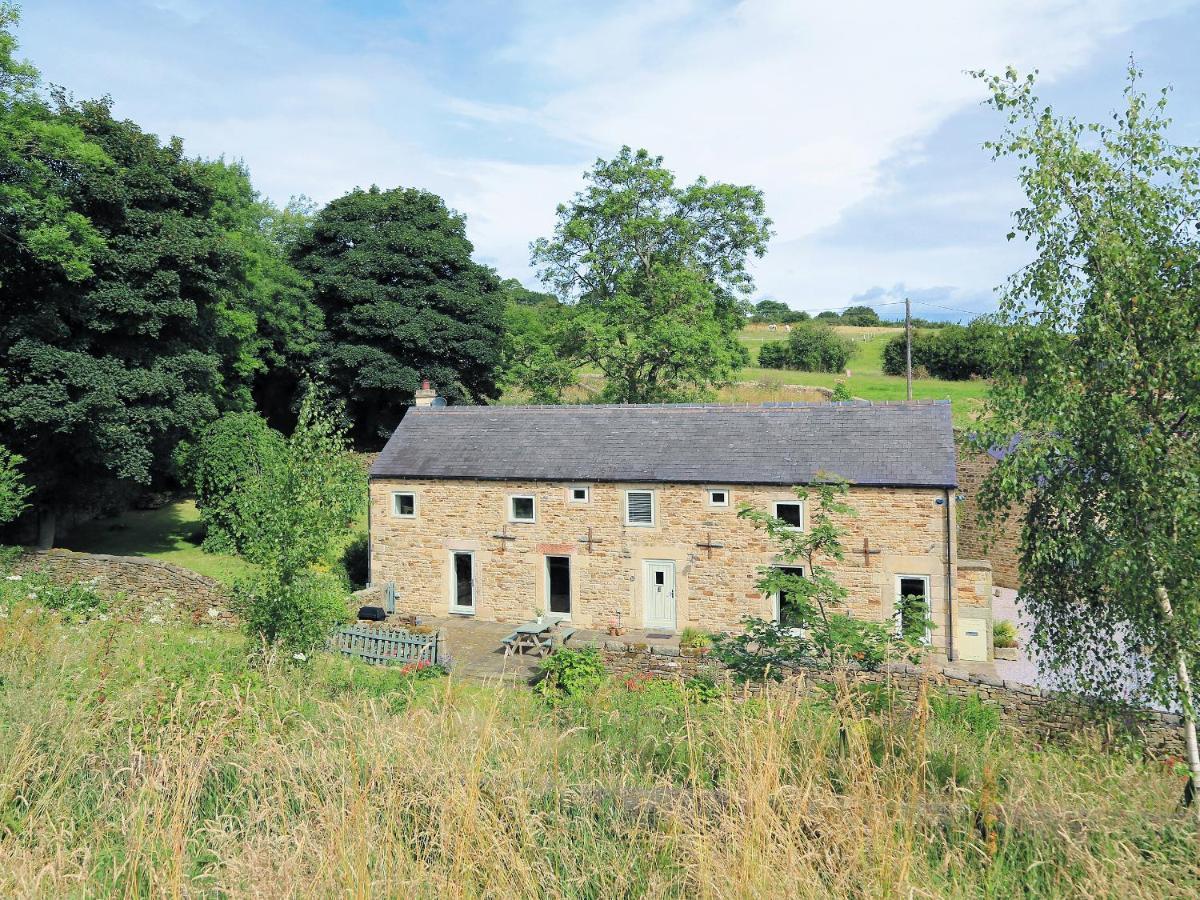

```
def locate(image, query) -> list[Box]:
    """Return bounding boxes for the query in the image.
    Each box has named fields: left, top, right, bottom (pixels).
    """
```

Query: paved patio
left=410, top=614, right=681, bottom=682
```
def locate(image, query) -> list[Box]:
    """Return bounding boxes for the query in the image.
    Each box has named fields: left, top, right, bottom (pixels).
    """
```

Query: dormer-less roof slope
left=370, top=401, right=957, bottom=488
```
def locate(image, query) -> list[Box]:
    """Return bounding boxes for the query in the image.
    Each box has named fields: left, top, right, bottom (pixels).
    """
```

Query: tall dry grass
left=0, top=607, right=1195, bottom=898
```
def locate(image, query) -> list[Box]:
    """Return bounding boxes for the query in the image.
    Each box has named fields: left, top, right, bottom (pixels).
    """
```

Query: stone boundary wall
left=954, top=436, right=1022, bottom=591
left=596, top=640, right=1185, bottom=757
left=10, top=549, right=235, bottom=625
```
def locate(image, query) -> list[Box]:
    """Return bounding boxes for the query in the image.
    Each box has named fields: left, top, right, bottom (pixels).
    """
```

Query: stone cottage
left=368, top=395, right=993, bottom=661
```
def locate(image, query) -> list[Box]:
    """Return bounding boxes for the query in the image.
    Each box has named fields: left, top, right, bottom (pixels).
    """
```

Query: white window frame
left=544, top=554, right=572, bottom=620
left=707, top=487, right=731, bottom=508
left=894, top=574, right=933, bottom=645
left=624, top=489, right=656, bottom=527
left=391, top=491, right=417, bottom=518
left=773, top=500, right=805, bottom=530
left=508, top=494, right=537, bottom=524
left=449, top=550, right=476, bottom=615
left=770, top=565, right=806, bottom=628
left=568, top=485, right=591, bottom=504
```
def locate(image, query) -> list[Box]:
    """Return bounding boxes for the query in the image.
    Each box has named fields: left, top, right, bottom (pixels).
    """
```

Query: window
left=391, top=492, right=416, bottom=518
left=509, top=495, right=536, bottom=523
left=707, top=488, right=730, bottom=507
left=896, top=575, right=932, bottom=644
left=451, top=551, right=474, bottom=613
left=771, top=566, right=806, bottom=630
left=569, top=485, right=590, bottom=504
left=773, top=501, right=803, bottom=529
left=625, top=490, right=655, bottom=526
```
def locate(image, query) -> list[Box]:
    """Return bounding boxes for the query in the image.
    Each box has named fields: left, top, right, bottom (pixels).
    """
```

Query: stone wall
left=10, top=549, right=234, bottom=625
left=370, top=477, right=964, bottom=646
left=955, top=441, right=1022, bottom=590
left=596, top=641, right=1185, bottom=757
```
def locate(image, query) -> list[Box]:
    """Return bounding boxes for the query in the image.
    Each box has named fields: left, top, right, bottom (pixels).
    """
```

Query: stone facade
left=597, top=643, right=1185, bottom=758
left=955, top=441, right=1022, bottom=590
left=10, top=549, right=234, bottom=625
left=369, top=477, right=989, bottom=658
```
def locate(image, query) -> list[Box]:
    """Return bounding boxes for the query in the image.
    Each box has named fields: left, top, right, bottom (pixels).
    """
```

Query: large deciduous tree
left=0, top=74, right=251, bottom=544
left=291, top=186, right=504, bottom=447
left=529, top=147, right=771, bottom=403
left=969, top=66, right=1200, bottom=810
left=200, top=159, right=322, bottom=429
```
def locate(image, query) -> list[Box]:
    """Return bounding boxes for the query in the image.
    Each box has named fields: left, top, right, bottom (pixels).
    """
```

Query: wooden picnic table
left=502, top=614, right=574, bottom=657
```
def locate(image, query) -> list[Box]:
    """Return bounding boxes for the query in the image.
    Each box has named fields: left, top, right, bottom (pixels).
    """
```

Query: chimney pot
left=414, top=379, right=439, bottom=408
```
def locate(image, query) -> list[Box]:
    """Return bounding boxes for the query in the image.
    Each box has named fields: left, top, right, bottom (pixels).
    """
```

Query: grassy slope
left=735, top=325, right=988, bottom=426
left=58, top=496, right=368, bottom=586
left=0, top=610, right=1193, bottom=897
left=58, top=500, right=255, bottom=584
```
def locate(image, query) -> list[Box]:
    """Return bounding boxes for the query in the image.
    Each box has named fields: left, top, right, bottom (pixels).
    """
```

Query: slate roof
left=370, top=400, right=957, bottom=488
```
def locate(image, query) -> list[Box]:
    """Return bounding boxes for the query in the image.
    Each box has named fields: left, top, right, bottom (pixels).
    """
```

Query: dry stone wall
left=10, top=549, right=234, bottom=625
left=596, top=641, right=1186, bottom=757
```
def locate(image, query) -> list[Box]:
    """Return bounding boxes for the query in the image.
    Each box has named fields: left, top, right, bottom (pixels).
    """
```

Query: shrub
left=881, top=318, right=1002, bottom=380
left=535, top=646, right=606, bottom=703
left=756, top=340, right=790, bottom=369
left=756, top=325, right=851, bottom=373
left=679, top=626, right=713, bottom=650
left=339, top=532, right=369, bottom=589
left=232, top=570, right=349, bottom=661
left=174, top=412, right=284, bottom=554
left=785, top=324, right=851, bottom=372
left=0, top=444, right=32, bottom=526
left=993, top=619, right=1018, bottom=648
left=830, top=380, right=852, bottom=401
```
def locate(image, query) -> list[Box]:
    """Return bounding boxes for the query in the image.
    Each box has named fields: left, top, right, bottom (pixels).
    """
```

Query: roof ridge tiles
left=416, top=399, right=950, bottom=413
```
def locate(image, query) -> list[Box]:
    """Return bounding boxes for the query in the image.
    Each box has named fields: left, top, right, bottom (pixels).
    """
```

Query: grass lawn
left=58, top=500, right=256, bottom=584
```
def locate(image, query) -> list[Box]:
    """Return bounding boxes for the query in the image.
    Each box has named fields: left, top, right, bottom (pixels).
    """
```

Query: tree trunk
left=1156, top=583, right=1200, bottom=821
left=36, top=506, right=56, bottom=549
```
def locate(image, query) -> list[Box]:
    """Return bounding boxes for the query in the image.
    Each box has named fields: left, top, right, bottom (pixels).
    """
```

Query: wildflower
left=5, top=575, right=20, bottom=581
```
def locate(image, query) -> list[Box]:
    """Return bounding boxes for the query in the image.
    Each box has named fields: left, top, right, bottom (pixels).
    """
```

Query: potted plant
left=993, top=620, right=1019, bottom=660
left=679, top=626, right=714, bottom=656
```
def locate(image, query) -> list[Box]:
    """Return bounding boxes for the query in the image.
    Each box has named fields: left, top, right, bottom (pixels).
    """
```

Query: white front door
left=643, top=560, right=676, bottom=630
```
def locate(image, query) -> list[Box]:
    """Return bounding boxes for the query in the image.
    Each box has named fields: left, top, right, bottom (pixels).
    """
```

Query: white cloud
left=20, top=0, right=1193, bottom=308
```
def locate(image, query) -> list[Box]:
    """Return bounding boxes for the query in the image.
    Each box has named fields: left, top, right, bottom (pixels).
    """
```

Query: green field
left=733, top=325, right=988, bottom=426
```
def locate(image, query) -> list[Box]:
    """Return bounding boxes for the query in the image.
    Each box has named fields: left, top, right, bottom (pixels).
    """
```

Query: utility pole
left=905, top=297, right=913, bottom=401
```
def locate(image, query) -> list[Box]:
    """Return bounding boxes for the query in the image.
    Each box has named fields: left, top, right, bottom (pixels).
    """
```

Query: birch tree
left=969, top=65, right=1200, bottom=810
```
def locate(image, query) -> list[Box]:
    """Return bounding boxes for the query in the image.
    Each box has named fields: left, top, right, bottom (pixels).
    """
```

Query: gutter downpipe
left=366, top=474, right=373, bottom=588
left=944, top=486, right=955, bottom=662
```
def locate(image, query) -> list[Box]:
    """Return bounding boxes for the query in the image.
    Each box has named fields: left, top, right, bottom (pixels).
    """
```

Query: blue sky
left=15, top=0, right=1200, bottom=320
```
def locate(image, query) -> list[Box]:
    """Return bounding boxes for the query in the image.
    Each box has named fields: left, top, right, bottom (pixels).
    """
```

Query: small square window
left=509, top=495, right=536, bottom=523
left=569, top=485, right=590, bottom=503
left=707, top=489, right=729, bottom=507
left=625, top=490, right=655, bottom=526
left=774, top=501, right=803, bottom=529
left=391, top=492, right=416, bottom=518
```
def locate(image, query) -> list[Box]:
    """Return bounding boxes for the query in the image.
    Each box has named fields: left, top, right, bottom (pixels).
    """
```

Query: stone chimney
left=414, top=379, right=439, bottom=408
